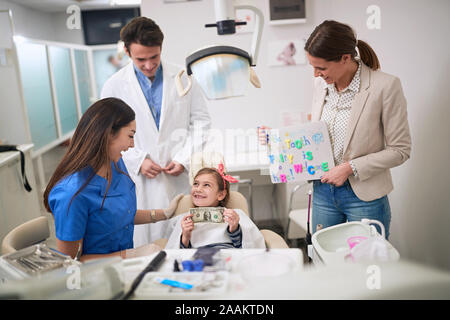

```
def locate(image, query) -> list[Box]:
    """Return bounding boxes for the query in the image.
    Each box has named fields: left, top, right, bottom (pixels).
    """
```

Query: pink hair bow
left=217, top=163, right=239, bottom=187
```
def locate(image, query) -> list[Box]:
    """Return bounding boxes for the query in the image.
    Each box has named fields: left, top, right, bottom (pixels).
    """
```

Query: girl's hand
left=181, top=214, right=194, bottom=246
left=223, top=208, right=240, bottom=233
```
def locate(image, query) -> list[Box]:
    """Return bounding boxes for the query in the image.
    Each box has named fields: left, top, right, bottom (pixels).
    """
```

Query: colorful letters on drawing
left=268, top=127, right=332, bottom=183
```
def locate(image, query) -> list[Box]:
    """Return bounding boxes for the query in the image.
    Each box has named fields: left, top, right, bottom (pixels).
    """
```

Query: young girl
left=165, top=165, right=266, bottom=249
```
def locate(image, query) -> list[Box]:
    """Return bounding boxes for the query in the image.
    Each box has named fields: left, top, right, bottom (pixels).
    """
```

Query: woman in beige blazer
left=307, top=20, right=412, bottom=239
left=260, top=20, right=411, bottom=239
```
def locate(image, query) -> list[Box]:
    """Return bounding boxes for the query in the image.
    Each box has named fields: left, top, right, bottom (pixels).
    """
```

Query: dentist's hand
left=140, top=158, right=162, bottom=179
left=164, top=161, right=185, bottom=176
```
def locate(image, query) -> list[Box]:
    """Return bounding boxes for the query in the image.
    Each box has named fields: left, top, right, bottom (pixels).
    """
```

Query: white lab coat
left=101, top=61, right=211, bottom=246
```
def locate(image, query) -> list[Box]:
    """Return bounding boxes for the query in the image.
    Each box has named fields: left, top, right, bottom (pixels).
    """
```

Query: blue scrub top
left=49, top=158, right=136, bottom=255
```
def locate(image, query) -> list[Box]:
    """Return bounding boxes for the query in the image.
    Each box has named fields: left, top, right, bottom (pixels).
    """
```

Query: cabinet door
left=16, top=42, right=57, bottom=150
left=74, top=49, right=93, bottom=114
left=48, top=46, right=78, bottom=135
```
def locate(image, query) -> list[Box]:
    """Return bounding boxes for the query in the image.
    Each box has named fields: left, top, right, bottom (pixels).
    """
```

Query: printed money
left=190, top=207, right=224, bottom=223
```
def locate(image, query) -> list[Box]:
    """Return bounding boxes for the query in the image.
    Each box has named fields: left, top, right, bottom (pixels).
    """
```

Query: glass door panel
left=74, top=49, right=93, bottom=114
left=16, top=42, right=56, bottom=150
left=48, top=45, right=78, bottom=135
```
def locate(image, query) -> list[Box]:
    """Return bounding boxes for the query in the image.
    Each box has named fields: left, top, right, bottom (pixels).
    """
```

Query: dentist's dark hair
left=120, top=16, right=164, bottom=52
left=44, top=98, right=135, bottom=213
left=305, top=20, right=380, bottom=70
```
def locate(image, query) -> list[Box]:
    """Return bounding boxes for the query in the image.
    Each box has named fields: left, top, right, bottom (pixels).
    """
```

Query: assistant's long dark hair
left=43, top=98, right=135, bottom=213
left=305, top=20, right=380, bottom=70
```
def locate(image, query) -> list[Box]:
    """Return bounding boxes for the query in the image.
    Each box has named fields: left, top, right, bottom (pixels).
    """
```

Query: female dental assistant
left=43, top=98, right=181, bottom=262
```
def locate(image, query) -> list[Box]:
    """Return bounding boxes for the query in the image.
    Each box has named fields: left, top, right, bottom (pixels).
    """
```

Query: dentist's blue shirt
left=133, top=63, right=163, bottom=130
left=49, top=158, right=136, bottom=255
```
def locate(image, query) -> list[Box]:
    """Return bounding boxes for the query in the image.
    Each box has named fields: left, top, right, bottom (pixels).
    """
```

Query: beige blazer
left=311, top=63, right=411, bottom=201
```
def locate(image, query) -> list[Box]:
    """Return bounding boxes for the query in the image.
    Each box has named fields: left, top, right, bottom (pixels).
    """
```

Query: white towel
left=165, top=209, right=266, bottom=249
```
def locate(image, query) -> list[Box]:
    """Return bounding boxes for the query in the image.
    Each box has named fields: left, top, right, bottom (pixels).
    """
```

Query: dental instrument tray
left=134, top=271, right=229, bottom=298
left=0, top=243, right=74, bottom=278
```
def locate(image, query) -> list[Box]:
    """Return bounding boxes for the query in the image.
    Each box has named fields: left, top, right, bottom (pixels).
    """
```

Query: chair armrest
left=152, top=238, right=168, bottom=249
left=1, top=216, right=50, bottom=255
left=260, top=229, right=289, bottom=249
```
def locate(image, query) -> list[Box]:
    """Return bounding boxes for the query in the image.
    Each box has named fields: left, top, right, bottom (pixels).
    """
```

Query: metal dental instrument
left=75, top=243, right=82, bottom=261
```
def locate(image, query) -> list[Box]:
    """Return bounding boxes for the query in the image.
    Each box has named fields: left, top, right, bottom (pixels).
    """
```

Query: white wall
left=0, top=0, right=55, bottom=40
left=0, top=1, right=65, bottom=146
left=0, top=0, right=54, bottom=146
left=51, top=11, right=85, bottom=45
left=142, top=0, right=450, bottom=271
left=0, top=10, right=30, bottom=145
left=0, top=1, right=85, bottom=43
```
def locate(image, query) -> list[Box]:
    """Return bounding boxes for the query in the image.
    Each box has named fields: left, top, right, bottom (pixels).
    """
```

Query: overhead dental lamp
left=175, top=0, right=263, bottom=100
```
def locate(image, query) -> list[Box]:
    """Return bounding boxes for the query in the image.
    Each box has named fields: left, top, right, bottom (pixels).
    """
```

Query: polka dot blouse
left=320, top=61, right=362, bottom=175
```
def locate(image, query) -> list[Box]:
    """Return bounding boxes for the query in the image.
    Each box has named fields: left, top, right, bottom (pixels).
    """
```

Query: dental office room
left=0, top=0, right=449, bottom=308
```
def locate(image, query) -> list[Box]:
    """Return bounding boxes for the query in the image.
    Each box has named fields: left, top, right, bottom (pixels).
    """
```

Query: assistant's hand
left=163, top=193, right=185, bottom=219
left=223, top=208, right=240, bottom=233
left=320, top=162, right=353, bottom=187
left=140, top=158, right=162, bottom=179
left=164, top=161, right=185, bottom=176
left=257, top=125, right=271, bottom=145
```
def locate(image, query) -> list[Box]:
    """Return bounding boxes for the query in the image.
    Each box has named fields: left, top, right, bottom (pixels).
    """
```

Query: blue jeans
left=312, top=180, right=391, bottom=239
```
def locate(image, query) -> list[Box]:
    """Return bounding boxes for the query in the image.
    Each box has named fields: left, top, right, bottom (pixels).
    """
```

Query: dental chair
left=1, top=216, right=50, bottom=255
left=154, top=191, right=289, bottom=249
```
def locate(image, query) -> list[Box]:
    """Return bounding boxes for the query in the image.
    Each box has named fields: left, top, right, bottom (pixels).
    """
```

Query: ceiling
left=8, top=0, right=139, bottom=13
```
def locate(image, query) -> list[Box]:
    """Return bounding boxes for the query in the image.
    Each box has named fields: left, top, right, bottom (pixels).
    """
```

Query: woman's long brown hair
left=43, top=98, right=135, bottom=213
left=305, top=20, right=380, bottom=70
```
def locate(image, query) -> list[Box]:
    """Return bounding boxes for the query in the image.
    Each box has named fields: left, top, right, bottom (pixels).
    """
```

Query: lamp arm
left=175, top=69, right=192, bottom=97
left=233, top=3, right=263, bottom=66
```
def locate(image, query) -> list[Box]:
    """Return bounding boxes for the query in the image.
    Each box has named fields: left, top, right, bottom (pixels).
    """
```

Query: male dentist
left=101, top=17, right=211, bottom=246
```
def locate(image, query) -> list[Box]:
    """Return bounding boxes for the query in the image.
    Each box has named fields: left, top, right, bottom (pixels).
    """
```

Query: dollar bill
left=190, top=207, right=224, bottom=223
